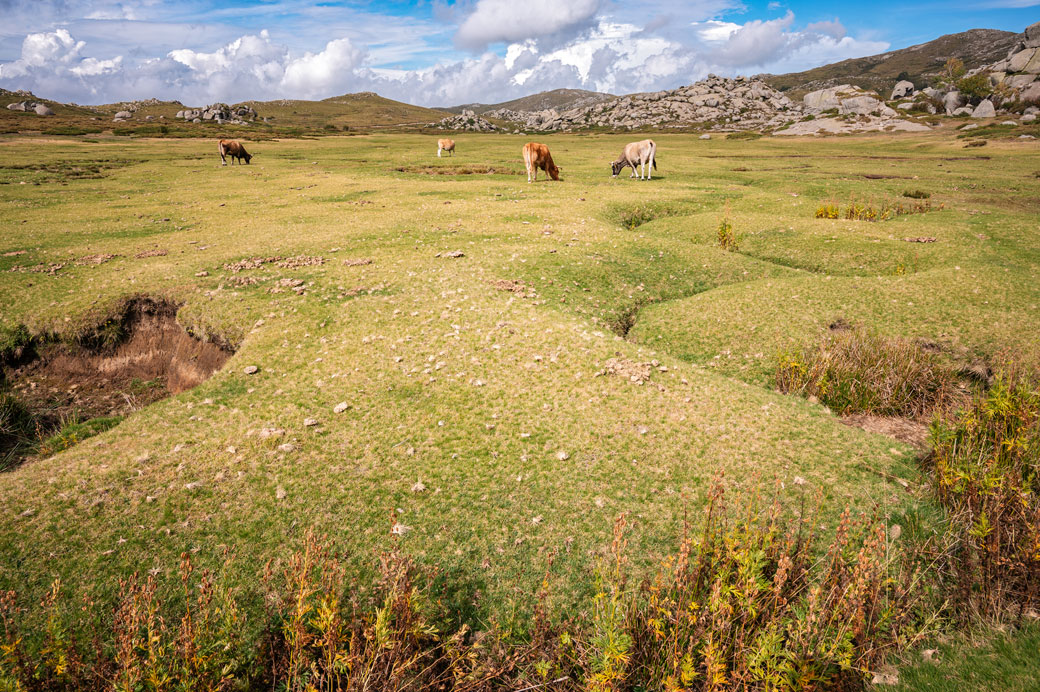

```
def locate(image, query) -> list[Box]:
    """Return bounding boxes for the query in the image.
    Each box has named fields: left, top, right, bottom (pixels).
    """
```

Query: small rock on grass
left=333, top=401, right=350, bottom=414
left=276, top=485, right=287, bottom=500
left=304, top=418, right=319, bottom=427
left=556, top=451, right=570, bottom=461
left=411, top=480, right=427, bottom=493
left=277, top=443, right=296, bottom=453
left=391, top=522, right=411, bottom=535
left=244, top=365, right=259, bottom=375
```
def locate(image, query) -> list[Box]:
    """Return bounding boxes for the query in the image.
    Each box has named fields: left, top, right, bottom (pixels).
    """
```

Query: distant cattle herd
left=216, top=137, right=661, bottom=181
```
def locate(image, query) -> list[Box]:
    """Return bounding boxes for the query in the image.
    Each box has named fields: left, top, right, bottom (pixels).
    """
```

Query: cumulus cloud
left=0, top=6, right=891, bottom=107
left=455, top=0, right=603, bottom=50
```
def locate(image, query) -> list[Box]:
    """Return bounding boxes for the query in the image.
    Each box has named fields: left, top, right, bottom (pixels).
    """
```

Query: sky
left=0, top=1, right=1036, bottom=107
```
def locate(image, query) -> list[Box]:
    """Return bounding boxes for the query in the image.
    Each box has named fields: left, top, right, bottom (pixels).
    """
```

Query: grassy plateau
left=0, top=129, right=1038, bottom=687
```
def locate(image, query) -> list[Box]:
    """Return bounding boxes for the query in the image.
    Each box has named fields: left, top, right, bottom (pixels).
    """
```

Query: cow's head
left=244, top=152, right=253, bottom=164
left=610, top=161, right=623, bottom=177
left=548, top=163, right=560, bottom=181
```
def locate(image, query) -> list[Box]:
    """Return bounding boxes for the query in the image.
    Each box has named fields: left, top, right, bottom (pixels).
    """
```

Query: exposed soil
left=1, top=297, right=232, bottom=467
left=841, top=414, right=931, bottom=451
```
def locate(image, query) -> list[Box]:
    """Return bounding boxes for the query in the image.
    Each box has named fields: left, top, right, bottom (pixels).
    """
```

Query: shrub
left=0, top=484, right=922, bottom=691
left=927, top=373, right=1040, bottom=619
left=956, top=74, right=992, bottom=103
left=716, top=217, right=738, bottom=251
left=902, top=189, right=931, bottom=199
left=775, top=326, right=962, bottom=417
left=813, top=199, right=941, bottom=222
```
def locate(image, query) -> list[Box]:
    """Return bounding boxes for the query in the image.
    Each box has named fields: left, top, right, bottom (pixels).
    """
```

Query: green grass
left=0, top=131, right=1037, bottom=669
left=893, top=625, right=1040, bottom=691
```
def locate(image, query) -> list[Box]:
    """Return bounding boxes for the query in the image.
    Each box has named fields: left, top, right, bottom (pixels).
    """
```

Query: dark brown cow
left=218, top=139, right=252, bottom=166
left=522, top=142, right=559, bottom=183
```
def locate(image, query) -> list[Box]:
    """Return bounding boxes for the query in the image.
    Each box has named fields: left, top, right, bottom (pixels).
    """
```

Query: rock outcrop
left=433, top=110, right=500, bottom=131
left=175, top=103, right=258, bottom=125
left=6, top=100, right=54, bottom=115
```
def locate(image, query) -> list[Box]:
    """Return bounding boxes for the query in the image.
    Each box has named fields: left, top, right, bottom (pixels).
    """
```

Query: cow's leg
left=647, top=148, right=654, bottom=180
left=219, top=146, right=227, bottom=166
left=438, top=147, right=442, bottom=157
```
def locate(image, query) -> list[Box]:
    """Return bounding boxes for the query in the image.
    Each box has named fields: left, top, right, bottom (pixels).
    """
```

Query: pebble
left=333, top=401, right=350, bottom=413
left=244, top=365, right=259, bottom=375
left=304, top=418, right=319, bottom=427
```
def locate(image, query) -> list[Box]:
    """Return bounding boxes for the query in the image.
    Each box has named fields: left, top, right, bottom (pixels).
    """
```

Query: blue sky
left=0, top=1, right=1036, bottom=106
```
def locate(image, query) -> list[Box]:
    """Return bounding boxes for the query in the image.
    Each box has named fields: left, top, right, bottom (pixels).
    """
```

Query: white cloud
left=0, top=8, right=891, bottom=108
left=455, top=0, right=603, bottom=50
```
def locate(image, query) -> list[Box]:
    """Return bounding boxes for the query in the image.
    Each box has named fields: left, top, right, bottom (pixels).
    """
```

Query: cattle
left=218, top=139, right=252, bottom=166
left=437, top=138, right=455, bottom=157
left=611, top=139, right=657, bottom=180
left=522, top=142, right=560, bottom=183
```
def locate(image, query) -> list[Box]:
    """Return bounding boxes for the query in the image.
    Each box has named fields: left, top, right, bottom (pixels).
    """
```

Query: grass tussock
left=814, top=199, right=941, bottom=222
left=927, top=372, right=1040, bottom=620
left=0, top=482, right=921, bottom=691
left=775, top=326, right=960, bottom=417
left=901, top=190, right=931, bottom=199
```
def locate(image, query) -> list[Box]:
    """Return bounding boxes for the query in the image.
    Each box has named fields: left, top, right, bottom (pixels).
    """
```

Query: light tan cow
left=437, top=138, right=455, bottom=157
left=611, top=139, right=656, bottom=180
left=522, top=142, right=560, bottom=183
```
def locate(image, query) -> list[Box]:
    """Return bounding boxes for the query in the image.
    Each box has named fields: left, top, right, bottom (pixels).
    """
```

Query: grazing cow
left=522, top=142, right=560, bottom=183
left=611, top=139, right=657, bottom=180
left=218, top=139, right=252, bottom=166
left=437, top=138, right=455, bottom=157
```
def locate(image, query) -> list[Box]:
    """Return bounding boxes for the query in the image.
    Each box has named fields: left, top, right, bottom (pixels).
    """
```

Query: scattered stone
left=437, top=250, right=465, bottom=258
left=556, top=450, right=570, bottom=461
left=275, top=485, right=287, bottom=500
left=411, top=480, right=427, bottom=493
left=921, top=649, right=939, bottom=662
left=243, top=365, right=259, bottom=375
left=277, top=443, right=295, bottom=453
left=904, top=237, right=937, bottom=243
left=195, top=270, right=209, bottom=277
left=343, top=258, right=373, bottom=266
left=258, top=427, right=284, bottom=439
left=597, top=357, right=653, bottom=384
left=699, top=134, right=711, bottom=140
left=391, top=522, right=411, bottom=535
left=333, top=401, right=350, bottom=413
left=303, top=417, right=319, bottom=427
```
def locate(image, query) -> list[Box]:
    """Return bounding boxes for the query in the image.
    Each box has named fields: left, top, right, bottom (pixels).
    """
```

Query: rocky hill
left=761, top=29, right=1019, bottom=97
left=445, top=89, right=615, bottom=115
left=479, top=75, right=803, bottom=132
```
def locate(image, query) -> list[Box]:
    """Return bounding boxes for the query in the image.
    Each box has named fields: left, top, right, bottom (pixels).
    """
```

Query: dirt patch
left=393, top=165, right=521, bottom=176
left=841, top=414, right=930, bottom=451
left=1, top=297, right=232, bottom=468
left=489, top=279, right=537, bottom=298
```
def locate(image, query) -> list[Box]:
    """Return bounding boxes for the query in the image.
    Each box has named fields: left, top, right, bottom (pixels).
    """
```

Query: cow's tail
left=650, top=142, right=657, bottom=170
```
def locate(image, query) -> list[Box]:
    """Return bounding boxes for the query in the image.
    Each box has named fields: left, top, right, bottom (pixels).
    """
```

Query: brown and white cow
left=611, top=139, right=656, bottom=180
left=522, top=142, right=560, bottom=183
left=218, top=139, right=252, bottom=166
left=437, top=138, right=455, bottom=157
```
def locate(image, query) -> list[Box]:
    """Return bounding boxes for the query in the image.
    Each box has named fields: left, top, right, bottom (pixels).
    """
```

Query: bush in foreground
left=0, top=481, right=919, bottom=691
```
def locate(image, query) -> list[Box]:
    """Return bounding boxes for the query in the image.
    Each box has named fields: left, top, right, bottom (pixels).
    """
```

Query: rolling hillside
left=445, top=88, right=615, bottom=114
left=760, top=28, right=1020, bottom=97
